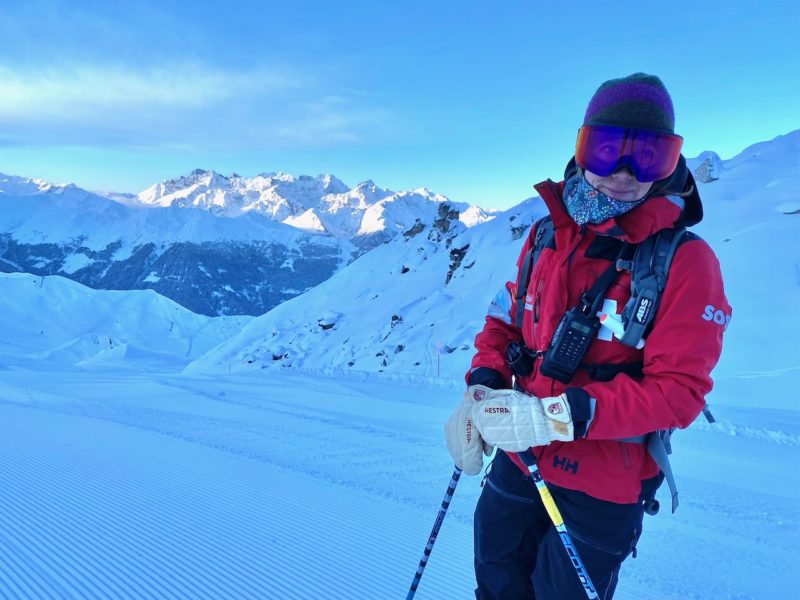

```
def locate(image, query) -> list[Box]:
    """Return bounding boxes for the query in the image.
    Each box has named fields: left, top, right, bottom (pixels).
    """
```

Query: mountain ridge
left=130, top=169, right=497, bottom=241
left=0, top=170, right=493, bottom=316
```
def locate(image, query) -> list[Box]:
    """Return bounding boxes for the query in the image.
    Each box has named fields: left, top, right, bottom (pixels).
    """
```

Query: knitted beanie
left=583, top=73, right=675, bottom=133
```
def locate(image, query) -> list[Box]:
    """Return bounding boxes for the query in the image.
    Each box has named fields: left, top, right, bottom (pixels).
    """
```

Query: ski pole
left=406, top=466, right=462, bottom=600
left=518, top=450, right=598, bottom=599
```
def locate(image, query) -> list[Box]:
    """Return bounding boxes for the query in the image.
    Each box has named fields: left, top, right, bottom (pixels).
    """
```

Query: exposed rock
left=693, top=152, right=723, bottom=183
left=402, top=220, right=425, bottom=238
left=511, top=223, right=530, bottom=240
left=445, top=244, right=470, bottom=284
left=432, top=203, right=460, bottom=234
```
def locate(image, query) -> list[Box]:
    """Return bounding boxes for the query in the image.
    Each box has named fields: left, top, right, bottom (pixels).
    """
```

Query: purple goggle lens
left=575, top=125, right=683, bottom=182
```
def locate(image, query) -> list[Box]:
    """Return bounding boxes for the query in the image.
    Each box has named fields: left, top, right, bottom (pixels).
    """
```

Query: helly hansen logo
left=553, top=455, right=579, bottom=474
left=484, top=406, right=511, bottom=414
left=634, top=298, right=653, bottom=324
left=702, top=304, right=731, bottom=330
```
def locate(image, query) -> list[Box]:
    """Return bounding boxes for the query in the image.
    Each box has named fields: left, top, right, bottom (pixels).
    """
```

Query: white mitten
left=471, top=389, right=574, bottom=452
left=444, top=386, right=494, bottom=475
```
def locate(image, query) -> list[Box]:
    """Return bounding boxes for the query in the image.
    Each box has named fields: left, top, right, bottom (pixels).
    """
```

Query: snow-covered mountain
left=184, top=190, right=545, bottom=377
left=187, top=130, right=800, bottom=407
left=0, top=271, right=251, bottom=368
left=137, top=170, right=350, bottom=220
left=0, top=171, right=496, bottom=316
left=132, top=169, right=497, bottom=247
left=0, top=175, right=351, bottom=316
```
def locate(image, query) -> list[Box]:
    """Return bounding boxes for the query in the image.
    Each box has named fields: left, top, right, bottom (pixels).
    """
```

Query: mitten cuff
left=467, top=367, right=508, bottom=390
left=565, top=387, right=595, bottom=438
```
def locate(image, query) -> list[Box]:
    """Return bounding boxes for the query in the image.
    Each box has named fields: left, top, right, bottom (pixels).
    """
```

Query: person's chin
left=601, top=187, right=639, bottom=201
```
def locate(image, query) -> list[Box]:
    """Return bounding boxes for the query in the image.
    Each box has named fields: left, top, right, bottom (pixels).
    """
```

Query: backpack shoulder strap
left=513, top=216, right=554, bottom=328
left=619, top=226, right=687, bottom=348
left=620, top=229, right=717, bottom=419
left=616, top=229, right=719, bottom=516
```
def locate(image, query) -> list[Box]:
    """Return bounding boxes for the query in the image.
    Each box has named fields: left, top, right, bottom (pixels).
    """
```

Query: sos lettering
left=702, top=304, right=731, bottom=330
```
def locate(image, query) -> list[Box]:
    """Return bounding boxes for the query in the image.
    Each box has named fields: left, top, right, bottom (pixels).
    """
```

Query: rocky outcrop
left=693, top=152, right=724, bottom=183
left=445, top=244, right=470, bottom=284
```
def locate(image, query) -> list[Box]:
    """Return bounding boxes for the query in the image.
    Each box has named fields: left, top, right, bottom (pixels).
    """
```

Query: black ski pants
left=474, top=451, right=643, bottom=600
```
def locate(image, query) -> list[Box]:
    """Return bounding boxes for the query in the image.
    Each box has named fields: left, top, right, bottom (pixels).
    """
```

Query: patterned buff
left=563, top=173, right=647, bottom=226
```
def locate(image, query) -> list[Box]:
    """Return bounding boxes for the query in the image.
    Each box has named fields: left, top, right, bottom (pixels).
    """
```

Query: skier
left=445, top=73, right=730, bottom=599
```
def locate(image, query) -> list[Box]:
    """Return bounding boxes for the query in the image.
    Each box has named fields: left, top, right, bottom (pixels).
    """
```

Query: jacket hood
left=563, top=155, right=703, bottom=227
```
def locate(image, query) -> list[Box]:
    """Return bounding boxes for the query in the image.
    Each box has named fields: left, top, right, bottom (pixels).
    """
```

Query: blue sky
left=0, top=0, right=797, bottom=209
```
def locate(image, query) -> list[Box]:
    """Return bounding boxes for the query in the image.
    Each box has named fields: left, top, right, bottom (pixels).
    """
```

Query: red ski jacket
left=469, top=178, right=730, bottom=504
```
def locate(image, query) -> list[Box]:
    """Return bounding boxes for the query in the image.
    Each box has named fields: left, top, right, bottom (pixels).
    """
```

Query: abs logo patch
left=547, top=402, right=564, bottom=416
left=634, top=298, right=653, bottom=325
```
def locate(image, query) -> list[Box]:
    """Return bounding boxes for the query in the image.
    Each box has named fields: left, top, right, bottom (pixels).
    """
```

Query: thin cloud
left=0, top=62, right=299, bottom=117
left=272, top=96, right=399, bottom=146
left=0, top=62, right=408, bottom=149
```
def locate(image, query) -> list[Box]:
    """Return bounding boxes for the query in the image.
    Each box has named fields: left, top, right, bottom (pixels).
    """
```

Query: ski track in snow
left=0, top=369, right=798, bottom=599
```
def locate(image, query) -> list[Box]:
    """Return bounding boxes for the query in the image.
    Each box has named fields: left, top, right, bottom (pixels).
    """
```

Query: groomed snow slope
left=0, top=369, right=796, bottom=599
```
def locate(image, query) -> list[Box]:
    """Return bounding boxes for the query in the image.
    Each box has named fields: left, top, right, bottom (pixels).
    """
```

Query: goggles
left=575, top=125, right=683, bottom=182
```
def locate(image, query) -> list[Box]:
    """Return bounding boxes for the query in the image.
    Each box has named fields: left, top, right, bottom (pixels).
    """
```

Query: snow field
left=0, top=369, right=797, bottom=598
left=0, top=370, right=478, bottom=599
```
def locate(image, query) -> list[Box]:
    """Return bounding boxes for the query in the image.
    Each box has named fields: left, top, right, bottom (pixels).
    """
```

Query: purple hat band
left=583, top=75, right=675, bottom=133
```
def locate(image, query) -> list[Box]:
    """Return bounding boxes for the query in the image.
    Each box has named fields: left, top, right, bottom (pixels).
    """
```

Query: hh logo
left=472, top=388, right=486, bottom=401
left=547, top=402, right=564, bottom=416
left=553, top=455, right=579, bottom=475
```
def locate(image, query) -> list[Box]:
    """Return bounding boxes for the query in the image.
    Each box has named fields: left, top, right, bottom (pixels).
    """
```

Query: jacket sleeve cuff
left=467, top=367, right=509, bottom=390
left=565, top=387, right=596, bottom=438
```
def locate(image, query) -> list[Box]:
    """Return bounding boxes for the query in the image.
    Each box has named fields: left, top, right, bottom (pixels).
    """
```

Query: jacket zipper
left=531, top=279, right=544, bottom=357
left=549, top=227, right=586, bottom=397
left=533, top=278, right=544, bottom=324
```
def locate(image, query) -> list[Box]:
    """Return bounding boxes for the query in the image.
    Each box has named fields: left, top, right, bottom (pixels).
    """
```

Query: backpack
left=513, top=215, right=715, bottom=514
